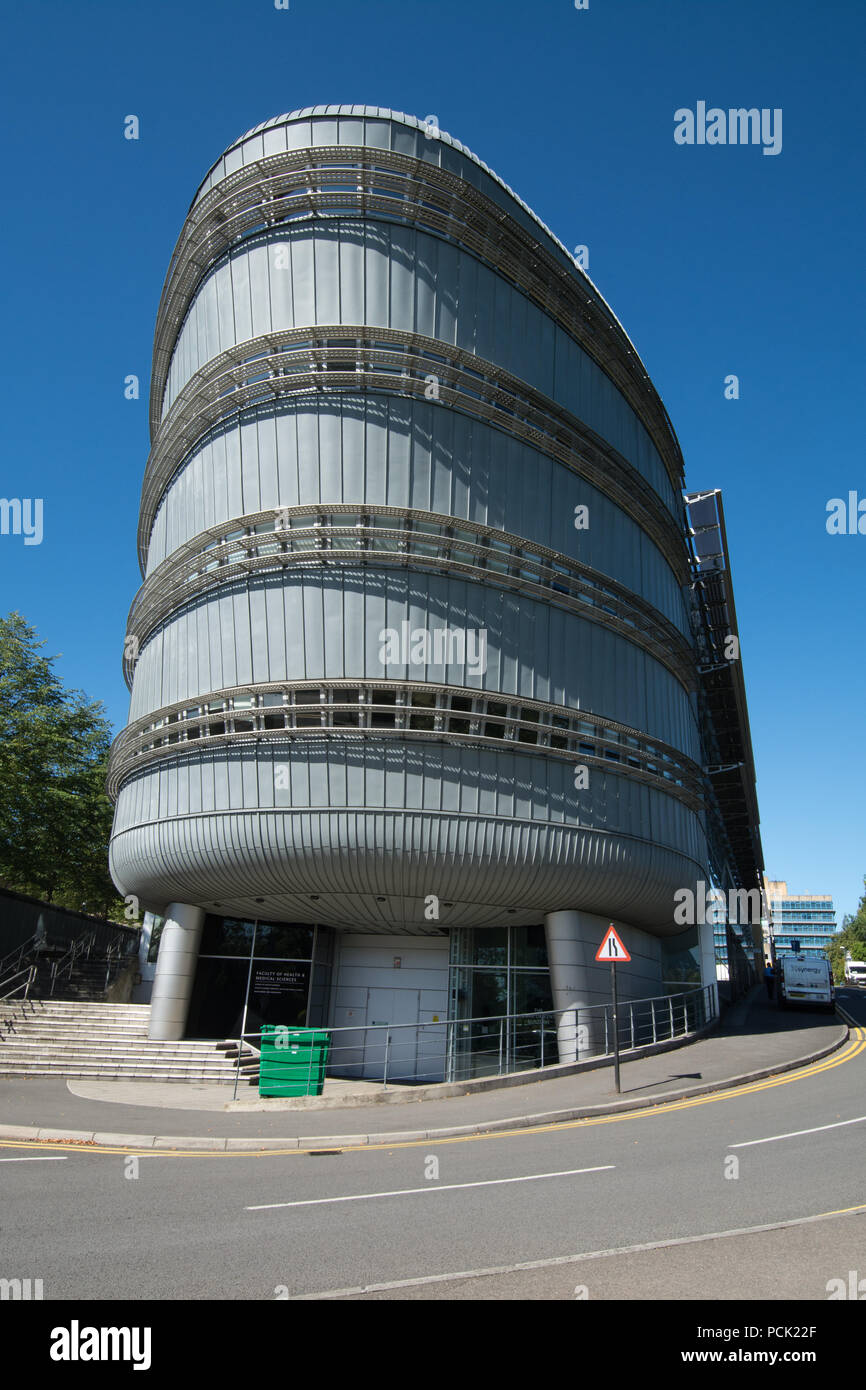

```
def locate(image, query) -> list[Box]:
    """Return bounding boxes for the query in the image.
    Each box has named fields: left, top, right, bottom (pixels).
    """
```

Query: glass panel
left=511, top=924, right=547, bottom=968
left=254, top=922, right=315, bottom=959
left=146, top=918, right=165, bottom=964
left=510, top=970, right=557, bottom=1071
left=200, top=915, right=314, bottom=960
left=200, top=915, right=255, bottom=956
left=661, top=927, right=701, bottom=988
left=463, top=927, right=507, bottom=966
left=512, top=969, right=554, bottom=1015
left=410, top=712, right=435, bottom=730
left=186, top=957, right=310, bottom=1039
left=451, top=967, right=508, bottom=1079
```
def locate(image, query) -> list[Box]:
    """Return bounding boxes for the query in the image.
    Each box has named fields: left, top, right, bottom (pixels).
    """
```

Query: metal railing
left=48, top=931, right=97, bottom=996
left=44, top=930, right=137, bottom=997
left=0, top=964, right=37, bottom=1011
left=0, top=911, right=141, bottom=1003
left=229, top=984, right=717, bottom=1096
left=0, top=935, right=39, bottom=982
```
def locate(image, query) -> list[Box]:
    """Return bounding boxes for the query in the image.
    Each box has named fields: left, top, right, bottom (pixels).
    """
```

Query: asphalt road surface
left=2, top=990, right=865, bottom=1301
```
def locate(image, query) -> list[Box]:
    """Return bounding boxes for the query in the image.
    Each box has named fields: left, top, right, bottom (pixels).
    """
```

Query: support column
left=147, top=903, right=205, bottom=1040
left=544, top=910, right=611, bottom=1062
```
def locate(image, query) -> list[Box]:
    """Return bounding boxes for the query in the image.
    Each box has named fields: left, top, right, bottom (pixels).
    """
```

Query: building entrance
left=449, top=925, right=556, bottom=1078
left=185, top=915, right=317, bottom=1040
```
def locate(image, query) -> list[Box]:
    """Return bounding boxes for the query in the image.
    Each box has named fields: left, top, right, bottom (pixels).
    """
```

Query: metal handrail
left=49, top=930, right=97, bottom=996
left=0, top=965, right=40, bottom=1039
left=0, top=963, right=37, bottom=1005
left=229, top=983, right=718, bottom=1097
left=0, top=934, right=39, bottom=980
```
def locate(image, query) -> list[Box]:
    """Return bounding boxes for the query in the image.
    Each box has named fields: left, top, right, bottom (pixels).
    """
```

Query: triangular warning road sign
left=595, top=924, right=631, bottom=962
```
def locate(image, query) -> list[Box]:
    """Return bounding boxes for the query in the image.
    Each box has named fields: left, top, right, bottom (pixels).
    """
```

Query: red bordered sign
left=595, top=925, right=631, bottom=962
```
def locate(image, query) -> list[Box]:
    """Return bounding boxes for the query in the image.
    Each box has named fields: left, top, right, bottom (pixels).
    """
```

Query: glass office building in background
left=108, top=107, right=764, bottom=1074
left=764, top=880, right=837, bottom=961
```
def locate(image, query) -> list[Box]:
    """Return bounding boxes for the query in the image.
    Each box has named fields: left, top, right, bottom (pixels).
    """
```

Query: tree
left=824, top=877, right=866, bottom=983
left=0, top=612, right=123, bottom=917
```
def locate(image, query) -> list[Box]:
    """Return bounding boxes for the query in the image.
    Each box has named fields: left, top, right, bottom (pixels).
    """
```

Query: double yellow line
left=2, top=1024, right=863, bottom=1160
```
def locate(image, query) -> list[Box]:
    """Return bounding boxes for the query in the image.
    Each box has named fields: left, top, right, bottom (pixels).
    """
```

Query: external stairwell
left=0, top=999, right=260, bottom=1084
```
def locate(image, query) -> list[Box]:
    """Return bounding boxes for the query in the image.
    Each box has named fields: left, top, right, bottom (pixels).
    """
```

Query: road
left=1, top=990, right=865, bottom=1301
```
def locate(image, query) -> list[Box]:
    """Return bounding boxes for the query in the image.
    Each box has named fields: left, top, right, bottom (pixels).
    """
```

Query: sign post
left=232, top=918, right=258, bottom=1103
left=595, top=923, right=631, bottom=1094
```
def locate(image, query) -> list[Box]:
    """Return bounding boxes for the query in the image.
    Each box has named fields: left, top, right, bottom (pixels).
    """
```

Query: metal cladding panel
left=111, top=733, right=709, bottom=840
left=126, top=575, right=699, bottom=757
left=108, top=110, right=724, bottom=936
left=109, top=793, right=706, bottom=933
left=191, top=110, right=586, bottom=272
left=284, top=119, right=313, bottom=152
left=144, top=403, right=689, bottom=636
left=159, top=230, right=675, bottom=513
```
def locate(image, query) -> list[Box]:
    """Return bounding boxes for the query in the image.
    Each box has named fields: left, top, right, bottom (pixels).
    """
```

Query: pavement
left=0, top=989, right=848, bottom=1151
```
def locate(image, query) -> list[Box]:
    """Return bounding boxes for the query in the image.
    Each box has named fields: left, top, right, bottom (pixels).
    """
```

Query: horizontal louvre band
left=107, top=679, right=705, bottom=811
left=125, top=506, right=695, bottom=694
left=149, top=145, right=684, bottom=497
left=138, top=329, right=690, bottom=581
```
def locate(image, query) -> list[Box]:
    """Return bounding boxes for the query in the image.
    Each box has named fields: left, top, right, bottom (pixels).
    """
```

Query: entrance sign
left=253, top=965, right=308, bottom=997
left=595, top=925, right=631, bottom=962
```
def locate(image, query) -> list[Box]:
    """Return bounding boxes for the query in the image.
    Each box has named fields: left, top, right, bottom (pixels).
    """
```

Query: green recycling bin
left=258, top=1026, right=331, bottom=1097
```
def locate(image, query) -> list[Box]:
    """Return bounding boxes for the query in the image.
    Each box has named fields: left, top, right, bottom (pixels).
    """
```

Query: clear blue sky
left=1, top=0, right=863, bottom=920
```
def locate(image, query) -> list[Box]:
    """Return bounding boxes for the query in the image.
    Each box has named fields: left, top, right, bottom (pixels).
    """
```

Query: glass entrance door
left=449, top=926, right=555, bottom=1079
left=451, top=967, right=508, bottom=1079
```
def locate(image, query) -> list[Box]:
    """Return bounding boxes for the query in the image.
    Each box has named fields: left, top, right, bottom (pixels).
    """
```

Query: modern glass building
left=764, top=880, right=837, bottom=961
left=107, top=107, right=764, bottom=1073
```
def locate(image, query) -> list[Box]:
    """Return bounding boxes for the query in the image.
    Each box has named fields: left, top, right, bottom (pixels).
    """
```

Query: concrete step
left=0, top=1065, right=256, bottom=1082
left=0, top=1044, right=236, bottom=1060
left=0, top=996, right=262, bottom=1082
left=0, top=1052, right=239, bottom=1068
left=0, top=1011, right=151, bottom=1022
left=0, top=1031, right=246, bottom=1045
left=0, top=1044, right=242, bottom=1056
left=0, top=1016, right=150, bottom=1030
left=0, top=1063, right=253, bottom=1076
left=3, top=1023, right=160, bottom=1033
left=0, top=1028, right=152, bottom=1039
left=10, top=1019, right=151, bottom=1027
left=3, top=1030, right=212, bottom=1040
left=0, top=1067, right=247, bottom=1083
left=0, top=999, right=150, bottom=1009
left=2, top=1016, right=180, bottom=1028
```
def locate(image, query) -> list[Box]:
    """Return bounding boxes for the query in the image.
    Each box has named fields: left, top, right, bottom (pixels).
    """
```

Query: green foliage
left=824, top=877, right=866, bottom=983
left=0, top=612, right=124, bottom=918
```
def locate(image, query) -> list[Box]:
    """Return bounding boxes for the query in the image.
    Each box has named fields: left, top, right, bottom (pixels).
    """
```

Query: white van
left=844, top=958, right=866, bottom=987
left=777, top=955, right=835, bottom=1013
